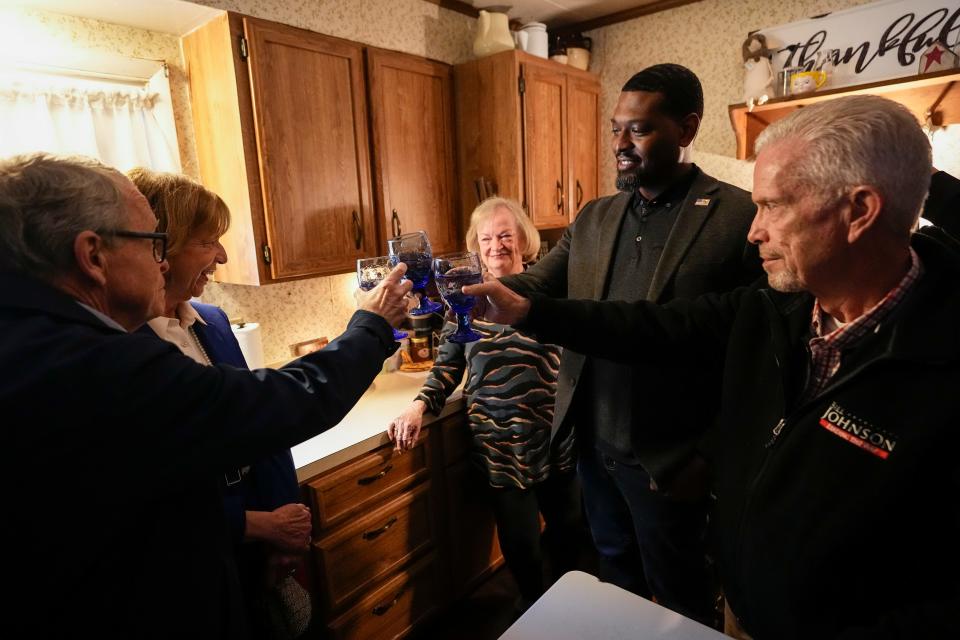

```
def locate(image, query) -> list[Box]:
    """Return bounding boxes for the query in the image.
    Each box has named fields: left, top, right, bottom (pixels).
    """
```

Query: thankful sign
left=759, top=0, right=960, bottom=89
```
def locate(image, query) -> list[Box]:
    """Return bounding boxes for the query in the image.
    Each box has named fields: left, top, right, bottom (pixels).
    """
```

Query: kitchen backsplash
left=202, top=273, right=360, bottom=365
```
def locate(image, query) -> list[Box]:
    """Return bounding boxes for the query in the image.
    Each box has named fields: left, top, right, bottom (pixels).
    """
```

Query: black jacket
left=923, top=170, right=960, bottom=238
left=503, top=168, right=759, bottom=481
left=522, top=232, right=960, bottom=638
left=0, top=274, right=395, bottom=638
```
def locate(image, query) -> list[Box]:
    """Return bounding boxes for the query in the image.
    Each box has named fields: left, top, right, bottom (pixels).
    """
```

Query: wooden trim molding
left=421, top=0, right=479, bottom=19
left=555, top=0, right=704, bottom=36
left=422, top=0, right=705, bottom=35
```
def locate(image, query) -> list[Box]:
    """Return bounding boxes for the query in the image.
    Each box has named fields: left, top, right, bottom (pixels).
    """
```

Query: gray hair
left=0, top=153, right=127, bottom=280
left=755, top=95, right=931, bottom=235
left=465, top=197, right=541, bottom=262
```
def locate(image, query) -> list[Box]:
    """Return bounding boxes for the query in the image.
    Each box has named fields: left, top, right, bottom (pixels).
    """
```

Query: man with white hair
left=468, top=95, right=959, bottom=638
left=0, top=153, right=410, bottom=637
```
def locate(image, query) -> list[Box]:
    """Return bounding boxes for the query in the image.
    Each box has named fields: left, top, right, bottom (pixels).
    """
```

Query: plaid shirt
left=801, top=248, right=923, bottom=403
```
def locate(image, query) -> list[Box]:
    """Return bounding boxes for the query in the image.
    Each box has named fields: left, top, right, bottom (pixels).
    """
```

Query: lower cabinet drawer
left=306, top=436, right=430, bottom=530
left=327, top=553, right=440, bottom=640
left=314, top=482, right=434, bottom=611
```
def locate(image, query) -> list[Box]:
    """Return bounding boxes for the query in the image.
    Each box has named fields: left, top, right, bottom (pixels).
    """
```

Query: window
left=0, top=52, right=181, bottom=172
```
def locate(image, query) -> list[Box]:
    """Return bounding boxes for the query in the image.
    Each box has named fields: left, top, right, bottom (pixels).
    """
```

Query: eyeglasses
left=101, top=230, right=168, bottom=263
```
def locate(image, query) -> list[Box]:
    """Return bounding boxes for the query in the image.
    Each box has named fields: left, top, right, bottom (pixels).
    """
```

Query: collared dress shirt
left=146, top=301, right=211, bottom=365
left=801, top=247, right=923, bottom=403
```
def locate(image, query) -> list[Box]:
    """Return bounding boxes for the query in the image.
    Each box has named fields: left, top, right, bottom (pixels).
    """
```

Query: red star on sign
left=923, top=45, right=945, bottom=73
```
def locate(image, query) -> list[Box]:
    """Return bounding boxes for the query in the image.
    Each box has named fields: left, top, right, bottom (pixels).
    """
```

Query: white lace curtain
left=0, top=79, right=180, bottom=172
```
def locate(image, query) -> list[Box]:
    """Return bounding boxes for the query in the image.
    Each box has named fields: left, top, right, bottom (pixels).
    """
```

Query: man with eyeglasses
left=0, top=153, right=411, bottom=637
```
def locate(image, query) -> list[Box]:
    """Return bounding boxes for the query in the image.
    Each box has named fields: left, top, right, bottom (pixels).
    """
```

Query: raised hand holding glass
left=356, top=256, right=408, bottom=340
left=387, top=231, right=443, bottom=315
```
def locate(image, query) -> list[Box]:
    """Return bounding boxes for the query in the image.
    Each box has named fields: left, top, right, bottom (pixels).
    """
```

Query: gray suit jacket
left=503, top=167, right=761, bottom=482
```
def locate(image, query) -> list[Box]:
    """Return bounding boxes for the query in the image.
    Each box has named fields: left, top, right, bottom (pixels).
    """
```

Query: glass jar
left=399, top=335, right=434, bottom=372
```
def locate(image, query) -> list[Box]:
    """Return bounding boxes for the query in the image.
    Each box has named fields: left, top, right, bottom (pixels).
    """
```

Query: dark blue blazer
left=0, top=274, right=394, bottom=638
left=141, top=302, right=301, bottom=542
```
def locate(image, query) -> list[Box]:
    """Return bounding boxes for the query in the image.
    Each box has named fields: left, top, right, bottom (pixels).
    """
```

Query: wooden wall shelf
left=729, top=68, right=960, bottom=160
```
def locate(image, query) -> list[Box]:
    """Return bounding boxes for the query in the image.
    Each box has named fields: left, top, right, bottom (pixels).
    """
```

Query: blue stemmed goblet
left=356, top=256, right=408, bottom=340
left=433, top=251, right=483, bottom=343
left=387, top=231, right=443, bottom=316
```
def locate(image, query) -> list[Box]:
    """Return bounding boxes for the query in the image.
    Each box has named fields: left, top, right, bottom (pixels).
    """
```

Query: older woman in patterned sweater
left=388, top=197, right=582, bottom=611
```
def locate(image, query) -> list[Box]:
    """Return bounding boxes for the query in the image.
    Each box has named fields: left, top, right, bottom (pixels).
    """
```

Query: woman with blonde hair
left=388, top=197, right=582, bottom=612
left=129, top=168, right=312, bottom=637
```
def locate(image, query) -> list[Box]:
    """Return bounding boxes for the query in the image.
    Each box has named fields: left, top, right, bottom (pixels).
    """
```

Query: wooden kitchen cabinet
left=566, top=77, right=601, bottom=222
left=433, top=412, right=504, bottom=597
left=313, top=482, right=435, bottom=611
left=366, top=48, right=461, bottom=255
left=183, top=14, right=461, bottom=284
left=306, top=436, right=430, bottom=530
left=455, top=50, right=601, bottom=229
left=183, top=13, right=377, bottom=284
left=303, top=429, right=438, bottom=631
left=327, top=553, right=441, bottom=640
left=443, top=457, right=504, bottom=596
left=300, top=410, right=503, bottom=639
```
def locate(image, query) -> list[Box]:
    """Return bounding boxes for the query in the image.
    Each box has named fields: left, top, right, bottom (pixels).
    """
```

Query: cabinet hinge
left=518, top=75, right=525, bottom=95
left=262, top=243, right=272, bottom=265
left=239, top=35, right=249, bottom=61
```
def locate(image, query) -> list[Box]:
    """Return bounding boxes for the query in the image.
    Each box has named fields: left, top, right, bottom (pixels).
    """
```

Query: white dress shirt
left=146, top=302, right=210, bottom=365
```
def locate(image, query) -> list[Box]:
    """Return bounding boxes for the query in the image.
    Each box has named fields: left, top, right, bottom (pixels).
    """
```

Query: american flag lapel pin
left=695, top=198, right=711, bottom=206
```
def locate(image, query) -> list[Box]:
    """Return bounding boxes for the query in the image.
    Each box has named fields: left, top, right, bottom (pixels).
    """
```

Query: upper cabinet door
left=367, top=49, right=460, bottom=255
left=567, top=77, right=600, bottom=222
left=244, top=17, right=376, bottom=279
left=521, top=64, right=568, bottom=229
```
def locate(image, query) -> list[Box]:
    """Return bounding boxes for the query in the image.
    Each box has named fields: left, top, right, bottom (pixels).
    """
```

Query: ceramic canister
left=566, top=47, right=590, bottom=70
left=520, top=22, right=548, bottom=58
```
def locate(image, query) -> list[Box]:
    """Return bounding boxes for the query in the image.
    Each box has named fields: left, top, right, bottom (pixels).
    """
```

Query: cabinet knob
left=352, top=210, right=362, bottom=250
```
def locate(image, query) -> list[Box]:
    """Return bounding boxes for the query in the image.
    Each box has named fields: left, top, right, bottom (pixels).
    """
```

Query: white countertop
left=501, top=571, right=726, bottom=640
left=291, top=370, right=464, bottom=482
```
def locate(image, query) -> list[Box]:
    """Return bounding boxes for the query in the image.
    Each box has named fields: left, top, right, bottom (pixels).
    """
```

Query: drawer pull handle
left=362, top=516, right=398, bottom=541
left=357, top=464, right=393, bottom=486
left=576, top=180, right=584, bottom=209
left=556, top=180, right=564, bottom=213
left=372, top=588, right=405, bottom=616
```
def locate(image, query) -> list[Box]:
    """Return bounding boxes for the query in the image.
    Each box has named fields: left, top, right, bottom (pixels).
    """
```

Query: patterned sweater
left=417, top=317, right=575, bottom=489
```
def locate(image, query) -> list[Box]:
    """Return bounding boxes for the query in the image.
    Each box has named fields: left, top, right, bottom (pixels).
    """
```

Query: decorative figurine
left=919, top=39, right=959, bottom=74
left=742, top=33, right=776, bottom=110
